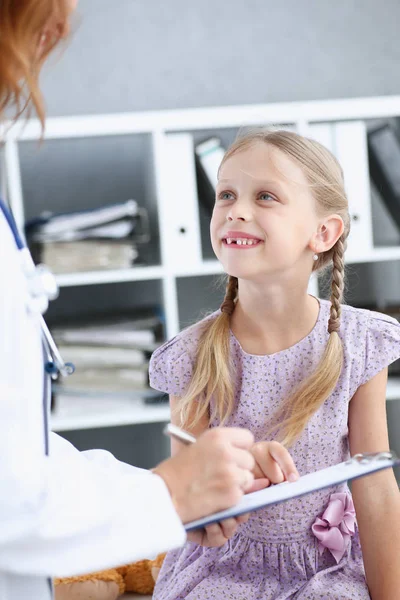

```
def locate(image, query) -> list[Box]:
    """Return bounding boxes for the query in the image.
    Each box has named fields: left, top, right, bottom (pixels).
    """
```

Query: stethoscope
left=0, top=197, right=75, bottom=378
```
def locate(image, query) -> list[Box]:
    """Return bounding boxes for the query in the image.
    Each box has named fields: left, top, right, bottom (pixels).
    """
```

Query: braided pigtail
left=328, top=236, right=345, bottom=333
left=176, top=276, right=238, bottom=428
left=271, top=238, right=346, bottom=447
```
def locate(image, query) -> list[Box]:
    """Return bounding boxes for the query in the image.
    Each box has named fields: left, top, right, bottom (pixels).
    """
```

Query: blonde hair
left=177, top=129, right=350, bottom=447
left=0, top=0, right=71, bottom=128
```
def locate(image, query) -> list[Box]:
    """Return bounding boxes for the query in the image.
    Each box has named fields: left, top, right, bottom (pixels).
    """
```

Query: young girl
left=149, top=129, right=400, bottom=599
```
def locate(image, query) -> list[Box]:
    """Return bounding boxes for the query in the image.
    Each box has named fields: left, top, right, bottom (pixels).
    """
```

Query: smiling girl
left=150, top=129, right=400, bottom=599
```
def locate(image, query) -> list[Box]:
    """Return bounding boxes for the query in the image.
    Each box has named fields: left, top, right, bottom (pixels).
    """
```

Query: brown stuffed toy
left=54, top=553, right=166, bottom=600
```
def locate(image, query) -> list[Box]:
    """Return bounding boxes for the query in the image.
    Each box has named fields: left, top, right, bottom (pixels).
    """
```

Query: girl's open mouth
left=222, top=237, right=262, bottom=248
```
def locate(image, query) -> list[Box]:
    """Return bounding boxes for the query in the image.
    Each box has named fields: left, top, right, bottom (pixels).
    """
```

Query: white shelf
left=4, top=95, right=400, bottom=141
left=386, top=378, right=400, bottom=402
left=347, top=247, right=400, bottom=264
left=55, top=262, right=224, bottom=288
left=51, top=377, right=400, bottom=432
left=54, top=248, right=400, bottom=289
left=55, top=266, right=165, bottom=287
left=51, top=394, right=170, bottom=431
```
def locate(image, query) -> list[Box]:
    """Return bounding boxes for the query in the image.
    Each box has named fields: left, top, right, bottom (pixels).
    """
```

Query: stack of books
left=25, top=200, right=150, bottom=273
left=51, top=310, right=163, bottom=397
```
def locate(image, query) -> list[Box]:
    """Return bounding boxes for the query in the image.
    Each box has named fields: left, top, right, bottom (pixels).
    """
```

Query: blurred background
left=42, top=0, right=400, bottom=114
left=8, top=0, right=400, bottom=473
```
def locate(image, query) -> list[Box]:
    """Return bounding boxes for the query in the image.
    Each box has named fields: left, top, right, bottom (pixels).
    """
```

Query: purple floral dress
left=149, top=299, right=400, bottom=599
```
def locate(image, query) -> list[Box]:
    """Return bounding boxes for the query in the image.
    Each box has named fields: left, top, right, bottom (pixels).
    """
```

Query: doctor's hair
left=0, top=0, right=71, bottom=127
left=175, top=129, right=351, bottom=448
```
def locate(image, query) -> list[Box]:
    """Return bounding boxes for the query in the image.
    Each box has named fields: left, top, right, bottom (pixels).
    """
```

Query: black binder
left=368, top=122, right=400, bottom=230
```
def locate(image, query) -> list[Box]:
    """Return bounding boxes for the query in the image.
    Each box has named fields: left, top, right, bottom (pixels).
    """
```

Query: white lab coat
left=0, top=211, right=186, bottom=600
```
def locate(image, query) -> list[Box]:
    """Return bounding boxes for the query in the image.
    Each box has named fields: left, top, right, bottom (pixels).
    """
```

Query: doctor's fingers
left=207, top=463, right=254, bottom=496
left=188, top=513, right=251, bottom=547
left=199, top=434, right=255, bottom=470
left=252, top=441, right=299, bottom=484
left=200, top=426, right=254, bottom=451
left=229, top=464, right=255, bottom=492
left=226, top=445, right=256, bottom=472
left=205, top=516, right=246, bottom=547
left=214, top=513, right=250, bottom=540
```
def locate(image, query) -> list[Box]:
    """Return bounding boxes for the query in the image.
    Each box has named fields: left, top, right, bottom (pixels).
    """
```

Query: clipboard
left=185, top=451, right=400, bottom=532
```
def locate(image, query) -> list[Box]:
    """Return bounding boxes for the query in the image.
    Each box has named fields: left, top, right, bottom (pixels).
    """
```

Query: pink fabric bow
left=311, top=492, right=356, bottom=563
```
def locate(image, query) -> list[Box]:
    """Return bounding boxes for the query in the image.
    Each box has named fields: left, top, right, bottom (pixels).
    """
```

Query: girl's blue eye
left=218, top=192, right=234, bottom=200
left=259, top=193, right=275, bottom=202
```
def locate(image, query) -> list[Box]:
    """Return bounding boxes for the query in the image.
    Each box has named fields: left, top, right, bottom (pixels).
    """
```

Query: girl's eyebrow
left=217, top=178, right=286, bottom=193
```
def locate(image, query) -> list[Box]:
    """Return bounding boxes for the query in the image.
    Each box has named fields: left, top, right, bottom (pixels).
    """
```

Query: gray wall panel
left=41, top=0, right=400, bottom=116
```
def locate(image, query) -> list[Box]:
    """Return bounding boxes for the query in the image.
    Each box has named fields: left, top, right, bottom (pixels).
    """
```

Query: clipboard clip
left=345, top=451, right=398, bottom=465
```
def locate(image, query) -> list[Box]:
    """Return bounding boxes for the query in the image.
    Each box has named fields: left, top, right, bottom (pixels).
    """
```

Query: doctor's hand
left=188, top=441, right=300, bottom=546
left=152, top=427, right=255, bottom=524
left=248, top=440, right=299, bottom=492
left=186, top=513, right=250, bottom=547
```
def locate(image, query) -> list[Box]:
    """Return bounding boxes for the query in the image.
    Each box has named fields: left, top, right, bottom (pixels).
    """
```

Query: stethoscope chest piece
left=20, top=248, right=60, bottom=315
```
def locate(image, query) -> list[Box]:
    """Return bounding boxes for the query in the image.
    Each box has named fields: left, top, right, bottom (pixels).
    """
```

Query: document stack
left=51, top=310, right=163, bottom=397
left=25, top=199, right=150, bottom=273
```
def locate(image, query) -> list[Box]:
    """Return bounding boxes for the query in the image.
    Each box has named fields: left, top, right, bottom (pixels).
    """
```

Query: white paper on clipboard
left=185, top=451, right=400, bottom=531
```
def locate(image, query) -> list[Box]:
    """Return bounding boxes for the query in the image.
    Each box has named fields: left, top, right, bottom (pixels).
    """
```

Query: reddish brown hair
left=0, top=0, right=71, bottom=127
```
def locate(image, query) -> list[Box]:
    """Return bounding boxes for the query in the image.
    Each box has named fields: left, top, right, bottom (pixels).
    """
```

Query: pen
left=163, top=423, right=196, bottom=445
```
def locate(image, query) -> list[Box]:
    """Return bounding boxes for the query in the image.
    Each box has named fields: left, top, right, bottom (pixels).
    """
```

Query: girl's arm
left=349, top=367, right=400, bottom=600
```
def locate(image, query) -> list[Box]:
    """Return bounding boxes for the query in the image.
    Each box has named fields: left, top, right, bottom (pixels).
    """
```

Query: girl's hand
left=187, top=441, right=299, bottom=546
left=187, top=514, right=250, bottom=547
left=248, top=441, right=299, bottom=492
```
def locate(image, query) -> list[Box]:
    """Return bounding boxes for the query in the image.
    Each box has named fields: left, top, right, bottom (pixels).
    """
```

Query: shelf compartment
left=176, top=274, right=226, bottom=330
left=51, top=392, right=170, bottom=432
left=18, top=133, right=161, bottom=268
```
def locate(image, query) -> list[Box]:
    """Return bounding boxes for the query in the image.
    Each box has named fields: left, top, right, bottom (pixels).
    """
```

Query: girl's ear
left=311, top=214, right=344, bottom=253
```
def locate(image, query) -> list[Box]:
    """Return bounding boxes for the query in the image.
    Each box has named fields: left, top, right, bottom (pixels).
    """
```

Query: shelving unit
left=49, top=376, right=400, bottom=433
left=3, top=94, right=400, bottom=433
left=55, top=266, right=166, bottom=287
left=51, top=393, right=171, bottom=432
left=387, top=377, right=400, bottom=402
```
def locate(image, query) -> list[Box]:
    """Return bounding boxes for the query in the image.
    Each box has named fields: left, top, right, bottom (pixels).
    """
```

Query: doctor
left=0, top=2, right=298, bottom=599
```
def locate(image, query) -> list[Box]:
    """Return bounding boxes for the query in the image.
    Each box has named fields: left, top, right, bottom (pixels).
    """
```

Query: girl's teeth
left=224, top=238, right=259, bottom=245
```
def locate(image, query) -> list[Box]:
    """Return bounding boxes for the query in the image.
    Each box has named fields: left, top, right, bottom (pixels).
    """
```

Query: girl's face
left=210, top=141, right=320, bottom=282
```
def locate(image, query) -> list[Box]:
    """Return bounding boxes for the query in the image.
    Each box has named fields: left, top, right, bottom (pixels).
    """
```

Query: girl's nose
left=227, top=214, right=245, bottom=222
left=226, top=201, right=252, bottom=222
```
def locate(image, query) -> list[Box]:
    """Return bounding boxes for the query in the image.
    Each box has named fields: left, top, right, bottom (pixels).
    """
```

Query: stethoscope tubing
left=0, top=197, right=74, bottom=378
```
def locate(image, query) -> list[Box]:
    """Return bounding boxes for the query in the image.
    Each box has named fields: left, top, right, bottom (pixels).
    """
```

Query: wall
left=42, top=0, right=400, bottom=115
